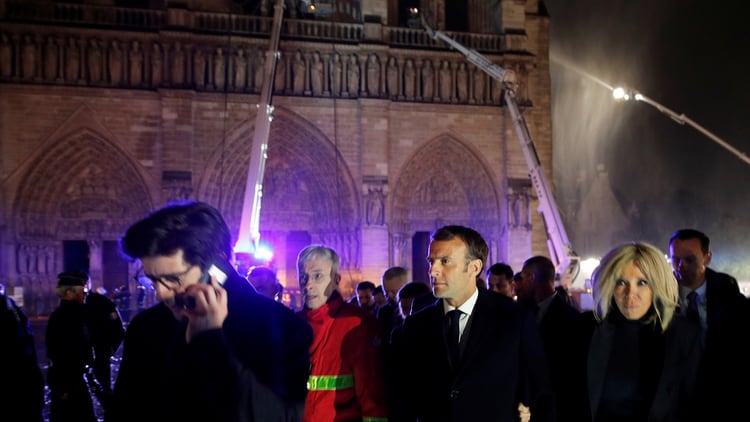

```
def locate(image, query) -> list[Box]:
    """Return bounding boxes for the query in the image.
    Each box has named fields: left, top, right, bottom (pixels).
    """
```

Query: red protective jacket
left=299, top=291, right=388, bottom=422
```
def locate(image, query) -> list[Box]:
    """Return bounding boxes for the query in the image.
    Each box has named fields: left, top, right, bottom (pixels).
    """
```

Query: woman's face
left=613, top=261, right=653, bottom=320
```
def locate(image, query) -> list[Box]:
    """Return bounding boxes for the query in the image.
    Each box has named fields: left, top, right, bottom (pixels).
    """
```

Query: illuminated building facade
left=0, top=0, right=553, bottom=314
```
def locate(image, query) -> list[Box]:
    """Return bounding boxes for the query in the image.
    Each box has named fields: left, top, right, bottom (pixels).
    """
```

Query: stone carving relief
left=364, top=177, right=387, bottom=226
left=0, top=32, right=528, bottom=105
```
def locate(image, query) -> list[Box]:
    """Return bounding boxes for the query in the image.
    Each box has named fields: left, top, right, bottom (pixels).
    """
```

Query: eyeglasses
left=134, top=265, right=196, bottom=290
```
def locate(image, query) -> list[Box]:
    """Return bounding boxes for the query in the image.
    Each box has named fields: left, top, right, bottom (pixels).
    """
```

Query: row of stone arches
left=5, top=103, right=505, bottom=315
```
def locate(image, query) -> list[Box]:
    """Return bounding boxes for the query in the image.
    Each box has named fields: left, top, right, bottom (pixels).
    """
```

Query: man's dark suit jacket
left=537, top=294, right=587, bottom=422
left=694, top=267, right=749, bottom=420
left=391, top=288, right=555, bottom=422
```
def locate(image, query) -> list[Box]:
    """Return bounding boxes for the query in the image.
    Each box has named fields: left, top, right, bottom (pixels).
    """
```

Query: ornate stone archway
left=198, top=106, right=361, bottom=283
left=389, top=134, right=502, bottom=267
left=12, top=128, right=152, bottom=314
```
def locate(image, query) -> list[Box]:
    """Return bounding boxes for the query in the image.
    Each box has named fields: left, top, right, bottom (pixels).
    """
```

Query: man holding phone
left=107, top=201, right=313, bottom=422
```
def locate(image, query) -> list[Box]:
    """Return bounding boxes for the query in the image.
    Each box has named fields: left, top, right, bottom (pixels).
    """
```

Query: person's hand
left=182, top=278, right=228, bottom=343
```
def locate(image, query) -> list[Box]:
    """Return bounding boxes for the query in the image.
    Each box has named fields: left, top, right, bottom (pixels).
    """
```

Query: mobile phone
left=198, top=264, right=228, bottom=286
left=176, top=264, right=228, bottom=309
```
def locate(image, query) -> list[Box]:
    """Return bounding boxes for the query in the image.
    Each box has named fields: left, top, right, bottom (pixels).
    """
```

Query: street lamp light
left=612, top=86, right=750, bottom=166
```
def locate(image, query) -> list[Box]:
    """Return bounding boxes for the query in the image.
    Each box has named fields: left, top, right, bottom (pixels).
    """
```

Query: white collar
left=443, top=287, right=479, bottom=317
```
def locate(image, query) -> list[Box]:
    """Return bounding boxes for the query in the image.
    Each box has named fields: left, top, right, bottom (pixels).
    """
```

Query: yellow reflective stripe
left=307, top=374, right=354, bottom=391
left=363, top=418, right=388, bottom=422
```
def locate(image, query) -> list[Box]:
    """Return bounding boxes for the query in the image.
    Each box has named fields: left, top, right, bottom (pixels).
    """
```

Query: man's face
left=383, top=276, right=407, bottom=303
left=357, top=289, right=374, bottom=309
left=428, top=237, right=480, bottom=307
left=487, top=274, right=514, bottom=298
left=140, top=249, right=203, bottom=317
left=374, top=291, right=387, bottom=308
left=299, top=255, right=338, bottom=310
left=64, top=285, right=88, bottom=304
left=670, top=238, right=711, bottom=289
left=515, top=266, right=536, bottom=302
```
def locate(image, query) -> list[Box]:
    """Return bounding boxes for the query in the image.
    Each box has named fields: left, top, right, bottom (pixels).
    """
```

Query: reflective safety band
left=307, top=374, right=354, bottom=391
left=363, top=418, right=388, bottom=422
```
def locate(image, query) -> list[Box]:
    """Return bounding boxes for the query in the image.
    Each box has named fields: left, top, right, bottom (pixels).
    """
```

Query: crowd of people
left=3, top=200, right=749, bottom=422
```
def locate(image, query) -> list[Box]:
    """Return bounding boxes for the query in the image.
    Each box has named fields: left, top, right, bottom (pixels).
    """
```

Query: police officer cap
left=57, top=271, right=89, bottom=287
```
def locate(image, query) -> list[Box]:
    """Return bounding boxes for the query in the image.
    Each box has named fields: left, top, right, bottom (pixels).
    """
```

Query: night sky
left=544, top=0, right=750, bottom=279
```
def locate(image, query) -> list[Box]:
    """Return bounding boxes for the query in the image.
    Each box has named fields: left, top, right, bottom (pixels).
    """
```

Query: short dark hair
left=247, top=266, right=278, bottom=282
left=522, top=256, right=556, bottom=284
left=373, top=285, right=384, bottom=295
left=669, top=229, right=710, bottom=254
left=431, top=225, right=488, bottom=272
left=57, top=271, right=89, bottom=287
left=120, top=201, right=231, bottom=270
left=382, top=266, right=408, bottom=281
left=486, top=263, right=513, bottom=279
left=397, top=281, right=431, bottom=301
left=357, top=281, right=376, bottom=292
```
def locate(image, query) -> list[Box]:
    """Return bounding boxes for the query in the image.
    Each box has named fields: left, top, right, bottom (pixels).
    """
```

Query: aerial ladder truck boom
left=422, top=18, right=580, bottom=287
left=235, top=0, right=285, bottom=258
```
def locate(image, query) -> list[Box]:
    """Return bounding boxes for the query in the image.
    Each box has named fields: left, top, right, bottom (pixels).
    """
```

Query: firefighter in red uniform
left=297, top=245, right=388, bottom=422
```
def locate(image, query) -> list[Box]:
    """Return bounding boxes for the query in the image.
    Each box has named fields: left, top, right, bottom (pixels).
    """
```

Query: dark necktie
left=686, top=291, right=700, bottom=323
left=447, top=309, right=462, bottom=364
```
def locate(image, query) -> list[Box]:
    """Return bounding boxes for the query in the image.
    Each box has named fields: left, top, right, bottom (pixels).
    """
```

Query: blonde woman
left=582, top=242, right=703, bottom=422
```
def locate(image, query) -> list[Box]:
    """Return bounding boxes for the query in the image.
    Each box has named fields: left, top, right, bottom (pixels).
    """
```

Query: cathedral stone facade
left=0, top=0, right=553, bottom=315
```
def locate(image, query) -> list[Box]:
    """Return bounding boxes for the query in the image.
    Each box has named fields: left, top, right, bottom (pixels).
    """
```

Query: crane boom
left=423, top=19, right=580, bottom=286
left=235, top=0, right=285, bottom=255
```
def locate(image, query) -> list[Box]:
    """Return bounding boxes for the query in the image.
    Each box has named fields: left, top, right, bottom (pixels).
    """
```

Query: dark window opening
left=63, top=240, right=90, bottom=273
left=445, top=0, right=468, bottom=31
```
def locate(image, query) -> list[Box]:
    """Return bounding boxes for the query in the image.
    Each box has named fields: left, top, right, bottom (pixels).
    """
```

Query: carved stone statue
left=22, top=35, right=37, bottom=80
left=274, top=53, right=286, bottom=92
left=292, top=50, right=306, bottom=94
left=253, top=49, right=265, bottom=91
left=43, top=36, right=58, bottom=80
left=456, top=62, right=468, bottom=102
left=87, top=39, right=103, bottom=82
left=366, top=188, right=385, bottom=226
left=193, top=47, right=205, bottom=87
left=129, top=40, right=143, bottom=86
left=366, top=54, right=380, bottom=96
left=346, top=54, right=359, bottom=96
left=439, top=60, right=452, bottom=101
left=421, top=59, right=434, bottom=99
left=108, top=40, right=123, bottom=85
left=234, top=48, right=246, bottom=91
left=473, top=67, right=485, bottom=103
left=151, top=42, right=162, bottom=87
left=213, top=47, right=225, bottom=89
left=330, top=53, right=342, bottom=96
left=404, top=59, right=416, bottom=99
left=310, top=51, right=323, bottom=95
left=0, top=33, right=12, bottom=78
left=171, top=41, right=185, bottom=86
left=64, top=37, right=80, bottom=82
left=386, top=56, right=398, bottom=97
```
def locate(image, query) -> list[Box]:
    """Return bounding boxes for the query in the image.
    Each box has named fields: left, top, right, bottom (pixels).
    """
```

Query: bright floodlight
left=580, top=257, right=600, bottom=274
left=612, top=87, right=629, bottom=101
left=253, top=242, right=274, bottom=262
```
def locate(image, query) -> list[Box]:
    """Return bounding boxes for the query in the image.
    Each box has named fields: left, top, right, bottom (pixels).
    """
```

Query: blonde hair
left=591, top=242, right=678, bottom=330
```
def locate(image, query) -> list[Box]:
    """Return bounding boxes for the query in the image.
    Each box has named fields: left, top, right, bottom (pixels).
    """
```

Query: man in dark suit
left=669, top=228, right=749, bottom=420
left=516, top=256, right=587, bottom=421
left=391, top=225, right=555, bottom=422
